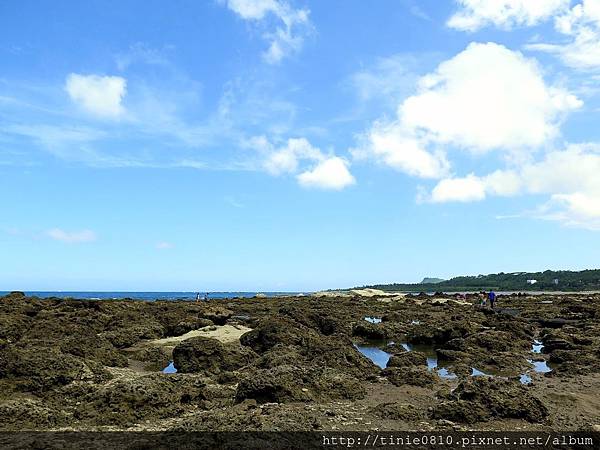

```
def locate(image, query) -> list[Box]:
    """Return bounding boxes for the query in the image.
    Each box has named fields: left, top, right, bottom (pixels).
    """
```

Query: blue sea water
left=0, top=291, right=305, bottom=301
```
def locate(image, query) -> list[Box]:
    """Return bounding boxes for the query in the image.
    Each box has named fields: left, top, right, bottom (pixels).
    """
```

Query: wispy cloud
left=401, top=0, right=431, bottom=21
left=221, top=0, right=312, bottom=63
left=348, top=55, right=420, bottom=105
left=156, top=241, right=174, bottom=249
left=115, top=43, right=174, bottom=71
left=447, top=0, right=569, bottom=31
left=224, top=195, right=245, bottom=208
left=46, top=228, right=97, bottom=243
left=527, top=0, right=600, bottom=71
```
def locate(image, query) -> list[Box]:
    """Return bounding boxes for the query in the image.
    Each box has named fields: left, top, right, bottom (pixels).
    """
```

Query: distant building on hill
left=526, top=279, right=538, bottom=285
left=553, top=278, right=559, bottom=285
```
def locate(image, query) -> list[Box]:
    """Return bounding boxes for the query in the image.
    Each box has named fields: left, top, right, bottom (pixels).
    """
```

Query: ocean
left=0, top=291, right=306, bottom=301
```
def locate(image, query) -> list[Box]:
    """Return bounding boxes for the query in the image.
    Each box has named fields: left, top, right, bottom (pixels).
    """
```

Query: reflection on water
left=438, top=367, right=458, bottom=380
left=471, top=368, right=490, bottom=377
left=356, top=340, right=458, bottom=379
left=518, top=339, right=551, bottom=384
left=529, top=359, right=552, bottom=373
left=162, top=361, right=177, bottom=374
left=520, top=374, right=532, bottom=384
left=364, top=317, right=382, bottom=324
left=354, top=338, right=553, bottom=384
left=402, top=342, right=438, bottom=370
left=353, top=344, right=391, bottom=369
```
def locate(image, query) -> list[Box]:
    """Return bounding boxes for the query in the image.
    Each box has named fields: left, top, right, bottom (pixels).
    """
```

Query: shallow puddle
left=437, top=368, right=458, bottom=379
left=518, top=340, right=551, bottom=384
left=471, top=368, right=489, bottom=377
left=353, top=344, right=391, bottom=369
left=532, top=340, right=544, bottom=353
left=364, top=317, right=382, bottom=324
left=356, top=336, right=554, bottom=385
left=162, top=361, right=177, bottom=374
left=529, top=359, right=552, bottom=373
left=520, top=373, right=532, bottom=384
left=355, top=340, right=458, bottom=379
left=401, top=342, right=439, bottom=370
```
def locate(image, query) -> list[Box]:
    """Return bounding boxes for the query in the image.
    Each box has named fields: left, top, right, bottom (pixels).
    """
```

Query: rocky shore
left=1, top=290, right=599, bottom=431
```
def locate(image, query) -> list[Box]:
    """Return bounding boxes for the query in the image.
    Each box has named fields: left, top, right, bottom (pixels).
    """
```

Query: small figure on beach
left=480, top=291, right=487, bottom=307
left=488, top=290, right=496, bottom=309
left=204, top=292, right=209, bottom=302
left=195, top=292, right=200, bottom=303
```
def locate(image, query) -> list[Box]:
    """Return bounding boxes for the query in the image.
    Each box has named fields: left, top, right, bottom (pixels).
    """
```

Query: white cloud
left=297, top=157, right=356, bottom=190
left=430, top=174, right=487, bottom=202
left=222, top=0, right=311, bottom=64
left=401, top=42, right=581, bottom=153
left=426, top=143, right=600, bottom=230
left=247, top=135, right=355, bottom=190
left=47, top=228, right=97, bottom=243
left=532, top=192, right=600, bottom=230
left=527, top=0, right=600, bottom=70
left=225, top=0, right=280, bottom=19
left=354, top=43, right=580, bottom=180
left=483, top=169, right=523, bottom=196
left=520, top=143, right=600, bottom=194
left=260, top=137, right=323, bottom=175
left=454, top=0, right=600, bottom=71
left=65, top=74, right=127, bottom=118
left=447, top=0, right=570, bottom=31
left=357, top=120, right=450, bottom=179
left=156, top=241, right=174, bottom=249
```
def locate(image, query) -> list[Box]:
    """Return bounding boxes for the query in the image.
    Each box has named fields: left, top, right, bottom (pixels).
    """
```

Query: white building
left=526, top=279, right=537, bottom=285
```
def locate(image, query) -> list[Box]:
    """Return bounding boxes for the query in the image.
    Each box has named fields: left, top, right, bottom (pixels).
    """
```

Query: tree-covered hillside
left=359, top=269, right=600, bottom=292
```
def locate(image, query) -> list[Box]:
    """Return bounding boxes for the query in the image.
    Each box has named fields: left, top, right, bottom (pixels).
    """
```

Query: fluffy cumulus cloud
left=447, top=0, right=570, bottom=31
left=65, top=74, right=127, bottom=118
left=248, top=136, right=355, bottom=190
left=428, top=144, right=600, bottom=230
left=261, top=137, right=323, bottom=175
left=356, top=120, right=450, bottom=179
left=296, top=157, right=355, bottom=190
left=528, top=0, right=600, bottom=70
left=222, top=0, right=311, bottom=63
left=430, top=174, right=487, bottom=202
left=401, top=42, right=581, bottom=153
left=354, top=42, right=581, bottom=180
left=46, top=228, right=97, bottom=243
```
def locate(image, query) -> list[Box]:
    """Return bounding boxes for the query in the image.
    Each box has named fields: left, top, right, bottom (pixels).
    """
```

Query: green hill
left=358, top=269, right=600, bottom=292
left=421, top=277, right=445, bottom=284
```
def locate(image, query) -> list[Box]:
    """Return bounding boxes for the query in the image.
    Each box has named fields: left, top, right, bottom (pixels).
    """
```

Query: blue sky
left=2, top=0, right=600, bottom=291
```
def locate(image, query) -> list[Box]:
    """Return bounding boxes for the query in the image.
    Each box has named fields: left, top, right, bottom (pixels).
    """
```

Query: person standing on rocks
left=488, top=290, right=496, bottom=309
left=195, top=292, right=200, bottom=303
